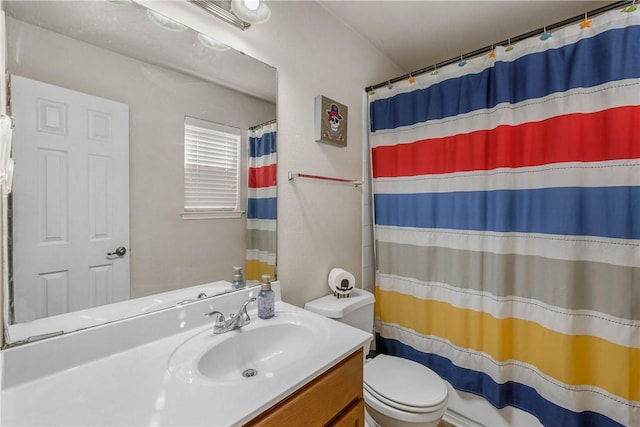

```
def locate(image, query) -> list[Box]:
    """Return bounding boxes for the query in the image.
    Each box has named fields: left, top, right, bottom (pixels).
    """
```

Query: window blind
left=184, top=117, right=241, bottom=213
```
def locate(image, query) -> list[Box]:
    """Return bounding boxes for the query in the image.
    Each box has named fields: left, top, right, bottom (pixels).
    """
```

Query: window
left=182, top=117, right=243, bottom=219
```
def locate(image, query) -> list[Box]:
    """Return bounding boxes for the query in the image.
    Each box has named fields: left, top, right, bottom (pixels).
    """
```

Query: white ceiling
left=318, top=1, right=614, bottom=81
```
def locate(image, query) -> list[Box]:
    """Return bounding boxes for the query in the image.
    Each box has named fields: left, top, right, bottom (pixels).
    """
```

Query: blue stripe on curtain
left=370, top=26, right=640, bottom=132
left=249, top=131, right=277, bottom=158
left=247, top=197, right=277, bottom=220
left=374, top=186, right=640, bottom=239
left=377, top=335, right=623, bottom=427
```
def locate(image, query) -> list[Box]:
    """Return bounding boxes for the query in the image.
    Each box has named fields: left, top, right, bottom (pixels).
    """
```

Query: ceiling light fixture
left=230, top=0, right=271, bottom=25
left=146, top=9, right=188, bottom=32
left=189, top=0, right=251, bottom=31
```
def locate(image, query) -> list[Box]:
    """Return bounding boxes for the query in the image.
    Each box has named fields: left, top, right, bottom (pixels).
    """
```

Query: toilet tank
left=304, top=288, right=375, bottom=353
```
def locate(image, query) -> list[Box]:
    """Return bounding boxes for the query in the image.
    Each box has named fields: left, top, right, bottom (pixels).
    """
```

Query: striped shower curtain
left=369, top=9, right=639, bottom=427
left=246, top=122, right=277, bottom=282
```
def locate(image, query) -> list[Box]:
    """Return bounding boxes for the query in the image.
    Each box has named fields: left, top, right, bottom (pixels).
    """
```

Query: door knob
left=107, top=246, right=127, bottom=257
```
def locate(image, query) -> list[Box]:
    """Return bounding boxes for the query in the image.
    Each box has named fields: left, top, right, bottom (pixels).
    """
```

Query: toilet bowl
left=363, top=354, right=447, bottom=427
left=304, top=289, right=449, bottom=427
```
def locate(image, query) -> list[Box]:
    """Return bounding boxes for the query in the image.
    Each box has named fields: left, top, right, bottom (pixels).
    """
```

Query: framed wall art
left=314, top=95, right=348, bottom=147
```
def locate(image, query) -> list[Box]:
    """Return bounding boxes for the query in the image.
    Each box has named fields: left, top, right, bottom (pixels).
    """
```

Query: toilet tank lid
left=304, top=288, right=375, bottom=318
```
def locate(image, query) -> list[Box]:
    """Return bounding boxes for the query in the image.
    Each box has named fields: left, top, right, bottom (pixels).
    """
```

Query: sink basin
left=168, top=310, right=331, bottom=385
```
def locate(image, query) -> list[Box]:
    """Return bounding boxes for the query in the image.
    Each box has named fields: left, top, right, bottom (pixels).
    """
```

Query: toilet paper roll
left=328, top=268, right=355, bottom=297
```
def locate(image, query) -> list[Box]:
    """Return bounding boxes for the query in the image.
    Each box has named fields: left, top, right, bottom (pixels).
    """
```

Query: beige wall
left=5, top=17, right=276, bottom=299
left=139, top=1, right=402, bottom=307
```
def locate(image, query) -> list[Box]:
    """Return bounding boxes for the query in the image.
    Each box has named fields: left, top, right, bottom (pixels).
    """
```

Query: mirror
left=3, top=0, right=277, bottom=344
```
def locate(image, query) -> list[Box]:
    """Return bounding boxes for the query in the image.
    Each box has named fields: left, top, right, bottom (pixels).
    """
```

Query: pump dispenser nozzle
left=260, top=274, right=272, bottom=291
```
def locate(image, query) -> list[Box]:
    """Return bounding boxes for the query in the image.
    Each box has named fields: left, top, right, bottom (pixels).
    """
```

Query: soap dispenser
left=257, top=274, right=275, bottom=319
left=231, top=266, right=245, bottom=290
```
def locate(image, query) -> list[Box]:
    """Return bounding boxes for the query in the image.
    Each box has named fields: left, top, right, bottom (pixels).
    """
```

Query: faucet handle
left=239, top=297, right=257, bottom=319
left=205, top=310, right=229, bottom=334
left=205, top=310, right=226, bottom=323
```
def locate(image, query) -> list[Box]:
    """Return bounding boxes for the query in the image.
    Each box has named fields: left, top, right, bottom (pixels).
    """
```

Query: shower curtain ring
left=506, top=38, right=514, bottom=52
left=540, top=26, right=552, bottom=40
left=622, top=0, right=637, bottom=12
left=580, top=12, right=593, bottom=29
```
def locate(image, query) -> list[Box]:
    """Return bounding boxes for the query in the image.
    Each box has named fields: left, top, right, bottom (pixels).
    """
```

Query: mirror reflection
left=3, top=0, right=277, bottom=343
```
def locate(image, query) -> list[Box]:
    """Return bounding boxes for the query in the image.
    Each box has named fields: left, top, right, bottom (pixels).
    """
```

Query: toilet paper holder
left=333, top=282, right=354, bottom=298
left=328, top=268, right=355, bottom=298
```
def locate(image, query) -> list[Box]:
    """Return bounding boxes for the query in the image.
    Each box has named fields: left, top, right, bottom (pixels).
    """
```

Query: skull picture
left=316, top=96, right=348, bottom=146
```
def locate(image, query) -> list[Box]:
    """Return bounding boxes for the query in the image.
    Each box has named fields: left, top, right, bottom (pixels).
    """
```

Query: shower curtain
left=369, top=9, right=639, bottom=427
left=246, top=121, right=277, bottom=282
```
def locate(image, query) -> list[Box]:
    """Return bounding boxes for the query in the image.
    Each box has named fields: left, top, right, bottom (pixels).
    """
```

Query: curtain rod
left=249, top=118, right=277, bottom=130
left=365, top=0, right=633, bottom=93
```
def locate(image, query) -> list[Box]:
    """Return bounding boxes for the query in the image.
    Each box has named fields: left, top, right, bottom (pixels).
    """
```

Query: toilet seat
left=364, top=388, right=446, bottom=425
left=364, top=355, right=447, bottom=414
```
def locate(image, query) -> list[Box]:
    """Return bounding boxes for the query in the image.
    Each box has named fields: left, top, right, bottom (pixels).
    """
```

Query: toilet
left=305, top=288, right=448, bottom=427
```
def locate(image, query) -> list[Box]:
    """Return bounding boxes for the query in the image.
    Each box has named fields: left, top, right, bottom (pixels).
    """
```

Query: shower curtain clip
left=580, top=12, right=593, bottom=29
left=430, top=64, right=439, bottom=76
left=540, top=26, right=552, bottom=40
left=458, top=55, right=467, bottom=67
left=387, top=80, right=394, bottom=90
left=506, top=38, right=514, bottom=52
left=622, top=1, right=637, bottom=13
left=408, top=73, right=416, bottom=84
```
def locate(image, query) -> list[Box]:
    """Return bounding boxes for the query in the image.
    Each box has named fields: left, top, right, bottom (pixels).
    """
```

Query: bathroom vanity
left=246, top=349, right=364, bottom=426
left=0, top=283, right=371, bottom=426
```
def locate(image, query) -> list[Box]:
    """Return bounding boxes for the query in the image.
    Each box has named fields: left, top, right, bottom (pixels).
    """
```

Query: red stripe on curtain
left=372, top=105, right=640, bottom=178
left=248, top=163, right=277, bottom=188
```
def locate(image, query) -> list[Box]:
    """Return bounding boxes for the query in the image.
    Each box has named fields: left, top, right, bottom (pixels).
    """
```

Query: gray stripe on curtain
left=377, top=241, right=639, bottom=320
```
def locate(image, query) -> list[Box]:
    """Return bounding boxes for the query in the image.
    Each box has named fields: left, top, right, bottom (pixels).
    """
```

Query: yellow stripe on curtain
left=246, top=259, right=276, bottom=282
left=375, top=288, right=639, bottom=401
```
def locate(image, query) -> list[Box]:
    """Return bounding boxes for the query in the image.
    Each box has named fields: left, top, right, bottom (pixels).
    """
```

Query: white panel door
left=11, top=75, right=130, bottom=323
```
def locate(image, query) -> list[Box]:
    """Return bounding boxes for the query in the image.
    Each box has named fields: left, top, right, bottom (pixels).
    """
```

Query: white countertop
left=1, top=286, right=371, bottom=426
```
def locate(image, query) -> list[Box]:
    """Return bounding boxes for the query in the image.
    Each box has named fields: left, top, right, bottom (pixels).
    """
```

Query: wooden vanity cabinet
left=245, top=348, right=364, bottom=427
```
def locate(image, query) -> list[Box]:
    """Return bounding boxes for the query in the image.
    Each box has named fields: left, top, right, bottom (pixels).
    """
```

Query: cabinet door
left=245, top=349, right=363, bottom=426
left=329, top=399, right=365, bottom=427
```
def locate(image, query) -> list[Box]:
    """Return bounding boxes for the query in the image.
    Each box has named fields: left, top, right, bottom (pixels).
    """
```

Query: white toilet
left=305, top=288, right=448, bottom=427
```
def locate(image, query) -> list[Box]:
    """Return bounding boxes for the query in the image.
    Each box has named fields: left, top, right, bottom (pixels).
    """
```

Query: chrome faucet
left=205, top=297, right=257, bottom=334
left=177, top=292, right=209, bottom=306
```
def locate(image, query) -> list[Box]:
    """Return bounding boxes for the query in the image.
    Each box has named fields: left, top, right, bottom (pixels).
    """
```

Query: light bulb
left=231, top=0, right=271, bottom=24
left=244, top=0, right=260, bottom=11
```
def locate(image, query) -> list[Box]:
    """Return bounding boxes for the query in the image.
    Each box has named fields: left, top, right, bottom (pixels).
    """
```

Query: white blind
left=184, top=117, right=241, bottom=212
